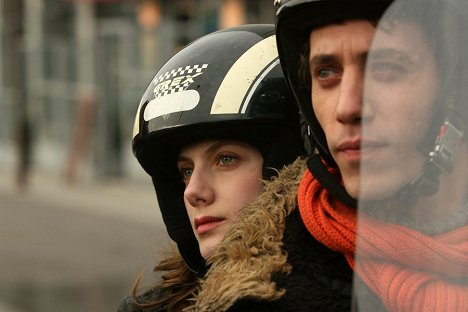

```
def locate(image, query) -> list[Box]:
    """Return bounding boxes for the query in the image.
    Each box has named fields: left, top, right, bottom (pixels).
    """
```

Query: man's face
left=309, top=20, right=374, bottom=199
left=309, top=20, right=439, bottom=200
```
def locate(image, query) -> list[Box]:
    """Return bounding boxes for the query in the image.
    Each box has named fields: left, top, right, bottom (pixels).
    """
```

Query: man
left=276, top=0, right=468, bottom=311
left=184, top=0, right=468, bottom=311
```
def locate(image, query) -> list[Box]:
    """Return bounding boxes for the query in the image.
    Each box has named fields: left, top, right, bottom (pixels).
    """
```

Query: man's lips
left=336, top=140, right=361, bottom=160
left=194, top=216, right=225, bottom=235
left=337, top=139, right=387, bottom=160
left=337, top=140, right=360, bottom=151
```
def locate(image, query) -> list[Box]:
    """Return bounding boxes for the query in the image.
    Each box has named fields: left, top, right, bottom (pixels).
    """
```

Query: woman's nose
left=184, top=170, right=215, bottom=208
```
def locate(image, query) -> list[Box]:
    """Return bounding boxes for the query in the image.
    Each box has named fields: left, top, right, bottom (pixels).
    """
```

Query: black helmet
left=274, top=0, right=393, bottom=207
left=132, top=24, right=304, bottom=274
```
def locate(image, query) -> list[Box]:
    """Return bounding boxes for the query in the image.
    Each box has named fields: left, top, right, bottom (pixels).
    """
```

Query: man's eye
left=316, top=68, right=336, bottom=79
left=312, top=67, right=341, bottom=88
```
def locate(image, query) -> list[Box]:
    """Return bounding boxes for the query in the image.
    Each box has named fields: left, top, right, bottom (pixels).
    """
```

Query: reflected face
left=361, top=20, right=439, bottom=200
left=177, top=140, right=263, bottom=259
left=309, top=20, right=438, bottom=200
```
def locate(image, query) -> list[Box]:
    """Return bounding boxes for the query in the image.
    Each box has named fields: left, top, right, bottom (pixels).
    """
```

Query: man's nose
left=336, top=68, right=363, bottom=124
left=184, top=170, right=215, bottom=208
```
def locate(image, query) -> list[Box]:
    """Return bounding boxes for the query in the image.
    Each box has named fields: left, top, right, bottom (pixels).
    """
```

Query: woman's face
left=177, top=140, right=264, bottom=259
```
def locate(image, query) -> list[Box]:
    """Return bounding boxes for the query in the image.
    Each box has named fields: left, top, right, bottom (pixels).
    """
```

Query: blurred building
left=0, top=0, right=276, bottom=184
left=0, top=0, right=276, bottom=311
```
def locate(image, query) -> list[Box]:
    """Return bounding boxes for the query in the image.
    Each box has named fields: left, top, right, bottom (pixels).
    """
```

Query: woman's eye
left=180, top=167, right=193, bottom=179
left=218, top=155, right=236, bottom=166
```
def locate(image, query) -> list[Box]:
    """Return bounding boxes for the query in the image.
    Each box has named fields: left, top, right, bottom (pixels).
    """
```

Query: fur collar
left=185, top=158, right=307, bottom=311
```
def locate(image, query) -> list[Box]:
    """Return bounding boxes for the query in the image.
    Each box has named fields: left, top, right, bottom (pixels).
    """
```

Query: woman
left=118, top=24, right=304, bottom=312
left=187, top=0, right=468, bottom=311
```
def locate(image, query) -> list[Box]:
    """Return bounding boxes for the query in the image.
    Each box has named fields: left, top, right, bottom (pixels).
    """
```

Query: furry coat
left=118, top=158, right=357, bottom=312
left=185, top=158, right=353, bottom=311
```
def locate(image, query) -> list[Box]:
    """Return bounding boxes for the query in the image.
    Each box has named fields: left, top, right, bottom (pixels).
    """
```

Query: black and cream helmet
left=274, top=0, right=393, bottom=207
left=132, top=24, right=304, bottom=273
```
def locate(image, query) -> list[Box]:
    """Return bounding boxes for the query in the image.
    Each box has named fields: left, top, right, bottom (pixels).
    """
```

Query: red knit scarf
left=297, top=168, right=468, bottom=311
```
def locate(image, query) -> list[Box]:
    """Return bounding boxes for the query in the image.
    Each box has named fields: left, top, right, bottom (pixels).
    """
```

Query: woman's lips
left=194, top=216, right=225, bottom=235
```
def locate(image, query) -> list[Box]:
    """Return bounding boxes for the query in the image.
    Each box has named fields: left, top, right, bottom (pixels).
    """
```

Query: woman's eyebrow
left=205, top=140, right=243, bottom=154
left=177, top=141, right=237, bottom=163
left=177, top=155, right=191, bottom=163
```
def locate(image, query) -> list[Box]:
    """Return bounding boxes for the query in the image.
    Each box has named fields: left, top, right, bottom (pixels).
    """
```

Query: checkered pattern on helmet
left=152, top=64, right=209, bottom=98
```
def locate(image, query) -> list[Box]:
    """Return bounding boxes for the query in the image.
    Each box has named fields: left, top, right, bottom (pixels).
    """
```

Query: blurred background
left=0, top=0, right=276, bottom=311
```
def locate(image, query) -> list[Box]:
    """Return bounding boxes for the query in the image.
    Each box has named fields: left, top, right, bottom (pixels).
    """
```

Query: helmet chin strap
left=399, top=113, right=465, bottom=205
left=306, top=153, right=358, bottom=208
